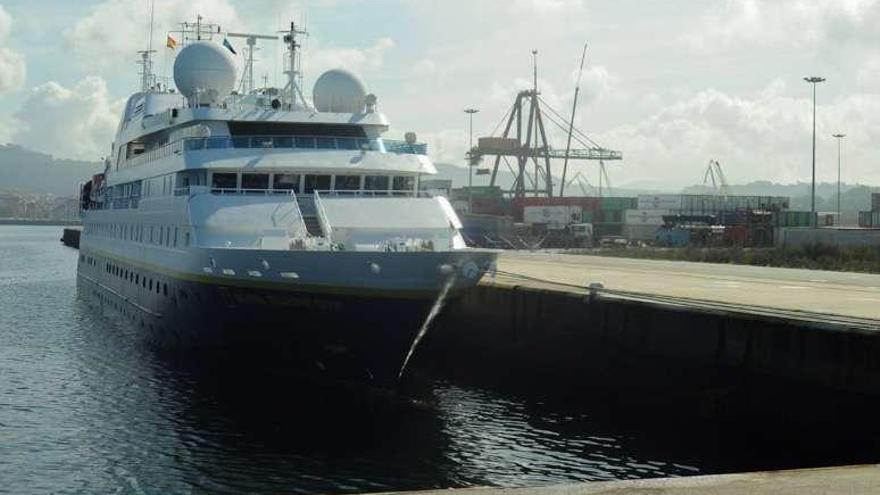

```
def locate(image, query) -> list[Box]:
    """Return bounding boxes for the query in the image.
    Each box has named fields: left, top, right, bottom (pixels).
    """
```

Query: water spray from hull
left=396, top=274, right=458, bottom=382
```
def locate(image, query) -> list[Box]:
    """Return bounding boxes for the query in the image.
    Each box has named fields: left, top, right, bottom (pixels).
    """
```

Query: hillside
left=0, top=144, right=101, bottom=197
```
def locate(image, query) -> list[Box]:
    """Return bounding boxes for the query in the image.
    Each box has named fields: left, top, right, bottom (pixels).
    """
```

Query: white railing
left=284, top=191, right=309, bottom=240
left=313, top=189, right=427, bottom=198
left=313, top=191, right=333, bottom=244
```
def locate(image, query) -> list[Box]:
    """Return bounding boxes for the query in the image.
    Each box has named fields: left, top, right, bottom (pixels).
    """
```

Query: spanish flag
left=166, top=35, right=177, bottom=50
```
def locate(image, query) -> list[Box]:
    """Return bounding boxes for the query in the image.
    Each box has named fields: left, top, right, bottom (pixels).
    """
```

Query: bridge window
left=393, top=176, right=415, bottom=191
left=364, top=175, right=389, bottom=191
left=303, top=174, right=331, bottom=193
left=334, top=175, right=360, bottom=191
left=272, top=173, right=301, bottom=192
left=211, top=173, right=237, bottom=190
left=242, top=173, right=269, bottom=190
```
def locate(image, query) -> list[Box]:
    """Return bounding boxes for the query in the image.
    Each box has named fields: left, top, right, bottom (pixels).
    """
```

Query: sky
left=0, top=0, right=877, bottom=190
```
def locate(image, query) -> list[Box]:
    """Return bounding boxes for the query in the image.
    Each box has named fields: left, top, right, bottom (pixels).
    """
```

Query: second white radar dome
left=312, top=69, right=368, bottom=113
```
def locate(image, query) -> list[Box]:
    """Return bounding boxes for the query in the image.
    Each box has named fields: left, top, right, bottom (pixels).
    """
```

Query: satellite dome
left=173, top=41, right=237, bottom=104
left=312, top=69, right=367, bottom=113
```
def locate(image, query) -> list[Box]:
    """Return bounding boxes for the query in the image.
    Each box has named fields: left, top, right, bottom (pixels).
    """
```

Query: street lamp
left=833, top=133, right=846, bottom=224
left=804, top=76, right=825, bottom=228
left=464, top=108, right=479, bottom=211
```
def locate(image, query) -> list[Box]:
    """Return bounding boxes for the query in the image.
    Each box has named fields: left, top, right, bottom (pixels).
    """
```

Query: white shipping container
left=624, top=209, right=670, bottom=226
left=624, top=224, right=661, bottom=242
left=523, top=205, right=582, bottom=228
left=637, top=194, right=682, bottom=210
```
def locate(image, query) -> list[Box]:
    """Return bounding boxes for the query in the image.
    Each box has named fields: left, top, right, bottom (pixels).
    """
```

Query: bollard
left=588, top=282, right=604, bottom=303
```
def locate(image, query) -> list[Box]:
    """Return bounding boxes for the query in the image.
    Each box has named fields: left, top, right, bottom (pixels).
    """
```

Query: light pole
left=833, top=133, right=845, bottom=224
left=464, top=108, right=479, bottom=211
left=804, top=76, right=825, bottom=228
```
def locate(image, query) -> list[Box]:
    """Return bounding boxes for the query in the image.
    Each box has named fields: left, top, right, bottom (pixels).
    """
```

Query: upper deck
left=105, top=91, right=432, bottom=184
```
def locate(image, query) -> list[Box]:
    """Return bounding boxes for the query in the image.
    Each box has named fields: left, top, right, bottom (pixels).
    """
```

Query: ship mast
left=137, top=0, right=156, bottom=92
left=281, top=22, right=311, bottom=110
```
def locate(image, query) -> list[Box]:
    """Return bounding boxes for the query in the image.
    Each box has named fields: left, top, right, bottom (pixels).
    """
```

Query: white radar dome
left=312, top=69, right=368, bottom=113
left=173, top=41, right=237, bottom=105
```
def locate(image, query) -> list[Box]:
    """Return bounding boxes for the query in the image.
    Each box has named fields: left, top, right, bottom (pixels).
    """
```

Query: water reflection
left=3, top=227, right=709, bottom=494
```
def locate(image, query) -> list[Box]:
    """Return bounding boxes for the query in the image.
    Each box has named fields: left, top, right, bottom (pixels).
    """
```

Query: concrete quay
left=426, top=251, right=880, bottom=404
left=371, top=465, right=880, bottom=495
left=489, top=251, right=880, bottom=323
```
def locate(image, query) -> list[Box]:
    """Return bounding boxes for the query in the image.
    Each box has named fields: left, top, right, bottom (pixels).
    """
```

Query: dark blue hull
left=77, top=252, right=442, bottom=385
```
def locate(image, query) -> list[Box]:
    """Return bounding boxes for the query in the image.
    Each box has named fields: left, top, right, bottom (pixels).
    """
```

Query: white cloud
left=305, top=37, right=394, bottom=77
left=413, top=59, right=436, bottom=78
left=0, top=5, right=25, bottom=93
left=686, top=0, right=880, bottom=51
left=596, top=81, right=880, bottom=187
left=67, top=0, right=240, bottom=68
left=12, top=77, right=123, bottom=160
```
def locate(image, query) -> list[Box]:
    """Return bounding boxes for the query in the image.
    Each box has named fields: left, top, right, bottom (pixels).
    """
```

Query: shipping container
left=624, top=209, right=670, bottom=225
left=523, top=205, right=583, bottom=227
left=623, top=224, right=660, bottom=241
left=858, top=210, right=880, bottom=227
left=594, top=223, right=624, bottom=238
left=775, top=211, right=815, bottom=227
left=872, top=192, right=880, bottom=212
left=655, top=228, right=691, bottom=247
left=450, top=186, right=504, bottom=201
left=477, top=137, right=519, bottom=153
left=600, top=197, right=637, bottom=210
left=638, top=194, right=683, bottom=210
left=459, top=213, right=514, bottom=238
left=598, top=209, right=624, bottom=223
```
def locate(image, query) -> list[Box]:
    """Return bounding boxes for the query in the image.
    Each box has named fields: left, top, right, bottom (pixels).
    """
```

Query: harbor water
left=1, top=225, right=876, bottom=494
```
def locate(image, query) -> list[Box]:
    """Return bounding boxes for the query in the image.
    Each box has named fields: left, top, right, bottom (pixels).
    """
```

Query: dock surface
left=370, top=465, right=880, bottom=495
left=489, top=252, right=880, bottom=322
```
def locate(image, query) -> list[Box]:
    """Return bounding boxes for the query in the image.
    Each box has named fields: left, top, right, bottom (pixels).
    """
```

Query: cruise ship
left=76, top=21, right=496, bottom=384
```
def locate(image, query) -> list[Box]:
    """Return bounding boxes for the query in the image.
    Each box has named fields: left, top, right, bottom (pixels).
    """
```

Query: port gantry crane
left=467, top=47, right=622, bottom=200
left=703, top=159, right=731, bottom=195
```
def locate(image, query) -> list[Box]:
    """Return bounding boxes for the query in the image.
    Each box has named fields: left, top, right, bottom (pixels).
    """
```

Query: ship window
left=393, top=176, right=415, bottom=191
left=337, top=138, right=359, bottom=150
left=211, top=173, right=237, bottom=190
left=364, top=175, right=389, bottom=191
left=272, top=173, right=300, bottom=192
left=334, top=175, right=361, bottom=191
left=316, top=137, right=336, bottom=149
left=241, top=173, right=269, bottom=190
left=174, top=227, right=178, bottom=247
left=295, top=137, right=315, bottom=148
left=303, top=175, right=331, bottom=193
left=227, top=121, right=367, bottom=138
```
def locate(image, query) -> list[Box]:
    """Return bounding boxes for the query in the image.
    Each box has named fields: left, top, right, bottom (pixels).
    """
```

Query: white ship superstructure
left=76, top=21, right=495, bottom=382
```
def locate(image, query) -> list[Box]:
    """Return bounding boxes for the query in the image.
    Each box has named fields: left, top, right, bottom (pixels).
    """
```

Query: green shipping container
left=776, top=211, right=815, bottom=227
left=600, top=197, right=638, bottom=210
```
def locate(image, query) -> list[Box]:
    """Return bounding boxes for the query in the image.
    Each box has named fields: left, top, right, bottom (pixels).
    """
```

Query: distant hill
left=431, top=162, right=666, bottom=197
left=0, top=144, right=101, bottom=197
